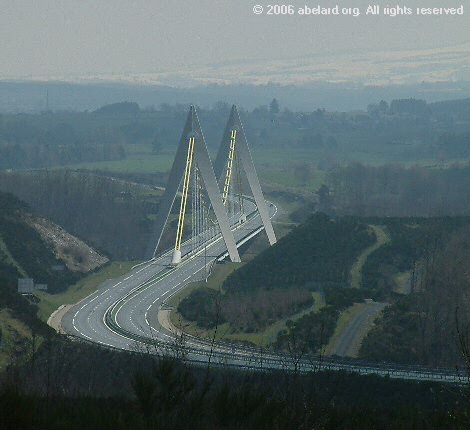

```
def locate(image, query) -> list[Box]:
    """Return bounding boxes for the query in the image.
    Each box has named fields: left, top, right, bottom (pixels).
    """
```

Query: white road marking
left=66, top=202, right=282, bottom=365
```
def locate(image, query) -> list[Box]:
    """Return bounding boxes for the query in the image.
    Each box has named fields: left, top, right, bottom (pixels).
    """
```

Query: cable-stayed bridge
left=145, top=104, right=275, bottom=265
left=60, top=106, right=464, bottom=385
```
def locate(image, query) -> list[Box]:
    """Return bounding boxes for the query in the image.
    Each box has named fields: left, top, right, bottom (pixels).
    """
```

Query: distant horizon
left=1, top=1, right=468, bottom=88
left=2, top=75, right=470, bottom=92
left=1, top=78, right=470, bottom=115
left=2, top=43, right=468, bottom=88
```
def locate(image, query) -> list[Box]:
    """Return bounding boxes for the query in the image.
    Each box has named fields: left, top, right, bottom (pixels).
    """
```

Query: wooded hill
left=223, top=213, right=374, bottom=292
left=0, top=171, right=157, bottom=260
left=0, top=192, right=107, bottom=294
left=360, top=218, right=470, bottom=368
left=178, top=213, right=374, bottom=337
left=179, top=213, right=470, bottom=367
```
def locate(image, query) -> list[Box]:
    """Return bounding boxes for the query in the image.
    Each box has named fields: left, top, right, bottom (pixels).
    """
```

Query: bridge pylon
left=213, top=105, right=277, bottom=246
left=145, top=106, right=241, bottom=263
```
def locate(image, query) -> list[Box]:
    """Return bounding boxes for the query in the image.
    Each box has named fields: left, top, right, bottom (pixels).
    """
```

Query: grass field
left=35, top=261, right=140, bottom=322
left=67, top=142, right=329, bottom=191
left=258, top=167, right=325, bottom=192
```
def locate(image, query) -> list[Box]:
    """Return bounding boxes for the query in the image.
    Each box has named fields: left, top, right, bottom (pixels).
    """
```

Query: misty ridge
left=2, top=80, right=470, bottom=114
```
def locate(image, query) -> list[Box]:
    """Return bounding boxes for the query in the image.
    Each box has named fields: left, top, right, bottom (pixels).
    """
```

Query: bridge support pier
left=171, top=250, right=182, bottom=266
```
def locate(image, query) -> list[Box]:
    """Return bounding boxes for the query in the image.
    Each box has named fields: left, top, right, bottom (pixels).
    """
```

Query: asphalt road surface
left=61, top=200, right=463, bottom=384
left=328, top=302, right=388, bottom=358
left=62, top=198, right=278, bottom=359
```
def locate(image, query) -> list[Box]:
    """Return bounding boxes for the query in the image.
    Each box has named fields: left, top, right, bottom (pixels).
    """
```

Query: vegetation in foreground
left=1, top=334, right=470, bottom=430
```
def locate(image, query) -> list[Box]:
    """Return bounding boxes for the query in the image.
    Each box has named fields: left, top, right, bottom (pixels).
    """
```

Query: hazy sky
left=0, top=0, right=468, bottom=83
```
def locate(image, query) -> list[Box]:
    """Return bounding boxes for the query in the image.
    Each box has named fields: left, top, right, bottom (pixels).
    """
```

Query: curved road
left=329, top=302, right=388, bottom=358
left=61, top=200, right=463, bottom=384
left=62, top=199, right=278, bottom=359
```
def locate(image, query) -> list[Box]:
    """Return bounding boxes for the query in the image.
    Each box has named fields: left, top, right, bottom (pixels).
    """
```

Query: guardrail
left=69, top=326, right=467, bottom=386
left=70, top=198, right=468, bottom=386
left=102, top=275, right=466, bottom=386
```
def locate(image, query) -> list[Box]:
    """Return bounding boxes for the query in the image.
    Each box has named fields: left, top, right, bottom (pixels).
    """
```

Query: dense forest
left=326, top=162, right=470, bottom=216
left=222, top=214, right=374, bottom=292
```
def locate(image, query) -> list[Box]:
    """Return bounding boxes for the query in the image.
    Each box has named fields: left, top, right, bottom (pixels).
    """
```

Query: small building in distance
left=18, top=278, right=48, bottom=294
left=18, top=278, right=34, bottom=294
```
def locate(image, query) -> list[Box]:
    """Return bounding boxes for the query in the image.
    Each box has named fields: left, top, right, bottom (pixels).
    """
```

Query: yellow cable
left=222, top=129, right=237, bottom=205
left=174, top=136, right=195, bottom=251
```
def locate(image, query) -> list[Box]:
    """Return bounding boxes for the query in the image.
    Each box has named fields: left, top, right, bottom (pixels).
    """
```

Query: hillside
left=359, top=218, right=470, bottom=367
left=177, top=213, right=374, bottom=345
left=176, top=213, right=470, bottom=366
left=222, top=213, right=374, bottom=293
left=0, top=192, right=108, bottom=367
left=0, top=192, right=108, bottom=293
left=0, top=171, right=157, bottom=260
